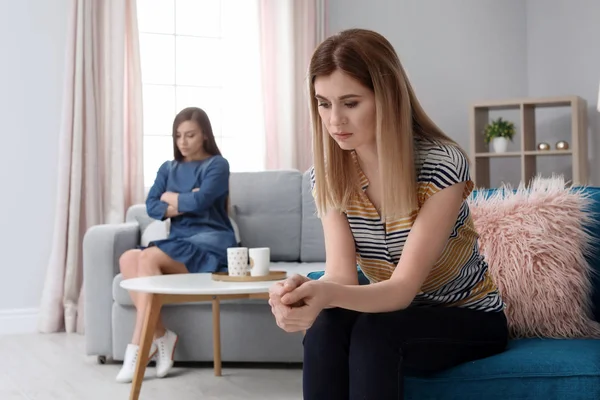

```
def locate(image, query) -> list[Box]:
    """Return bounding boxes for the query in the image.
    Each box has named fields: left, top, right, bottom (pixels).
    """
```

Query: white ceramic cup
left=227, top=247, right=249, bottom=276
left=249, top=247, right=270, bottom=276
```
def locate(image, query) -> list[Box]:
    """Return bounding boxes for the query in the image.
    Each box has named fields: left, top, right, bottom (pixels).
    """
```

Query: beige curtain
left=38, top=0, right=144, bottom=334
left=259, top=0, right=328, bottom=172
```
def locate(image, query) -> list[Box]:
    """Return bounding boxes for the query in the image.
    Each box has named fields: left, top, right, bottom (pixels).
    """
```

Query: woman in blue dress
left=116, top=107, right=237, bottom=383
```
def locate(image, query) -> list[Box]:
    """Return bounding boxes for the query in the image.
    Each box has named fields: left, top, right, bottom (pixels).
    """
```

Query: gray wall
left=527, top=0, right=600, bottom=184
left=0, top=0, right=68, bottom=332
left=328, top=0, right=599, bottom=186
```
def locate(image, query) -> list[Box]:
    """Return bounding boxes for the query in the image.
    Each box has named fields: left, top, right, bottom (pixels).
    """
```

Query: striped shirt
left=310, top=138, right=504, bottom=312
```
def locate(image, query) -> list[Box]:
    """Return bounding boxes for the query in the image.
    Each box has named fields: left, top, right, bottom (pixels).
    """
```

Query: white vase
left=492, top=137, right=509, bottom=153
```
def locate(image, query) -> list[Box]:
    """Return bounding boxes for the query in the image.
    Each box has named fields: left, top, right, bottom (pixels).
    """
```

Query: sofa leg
left=97, top=355, right=108, bottom=365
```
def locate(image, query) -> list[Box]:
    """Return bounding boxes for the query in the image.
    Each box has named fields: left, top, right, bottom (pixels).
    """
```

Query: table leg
left=130, top=294, right=162, bottom=400
left=212, top=297, right=222, bottom=376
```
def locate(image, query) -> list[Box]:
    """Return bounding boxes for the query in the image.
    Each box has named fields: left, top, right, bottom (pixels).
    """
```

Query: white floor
left=0, top=333, right=303, bottom=400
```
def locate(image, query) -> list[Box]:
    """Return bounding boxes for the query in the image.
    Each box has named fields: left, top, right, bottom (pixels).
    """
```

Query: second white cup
left=249, top=247, right=270, bottom=276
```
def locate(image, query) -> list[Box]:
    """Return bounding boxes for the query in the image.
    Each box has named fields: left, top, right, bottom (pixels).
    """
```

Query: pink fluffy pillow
left=468, top=176, right=600, bottom=339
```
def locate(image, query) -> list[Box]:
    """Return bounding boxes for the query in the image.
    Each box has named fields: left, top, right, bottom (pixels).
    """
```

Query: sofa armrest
left=83, top=222, right=139, bottom=357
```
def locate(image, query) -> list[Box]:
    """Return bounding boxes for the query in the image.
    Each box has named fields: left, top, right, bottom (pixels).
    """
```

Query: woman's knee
left=305, top=308, right=359, bottom=347
left=119, top=249, right=141, bottom=277
left=137, top=248, right=162, bottom=276
left=349, top=313, right=402, bottom=362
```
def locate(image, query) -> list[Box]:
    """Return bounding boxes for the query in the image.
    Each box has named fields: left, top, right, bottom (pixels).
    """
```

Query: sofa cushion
left=473, top=185, right=600, bottom=325
left=300, top=169, right=326, bottom=262
left=404, top=338, right=600, bottom=400
left=468, top=178, right=600, bottom=338
left=229, top=170, right=302, bottom=262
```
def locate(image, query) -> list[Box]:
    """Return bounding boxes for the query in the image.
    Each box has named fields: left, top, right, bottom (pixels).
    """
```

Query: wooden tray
left=211, top=270, right=287, bottom=282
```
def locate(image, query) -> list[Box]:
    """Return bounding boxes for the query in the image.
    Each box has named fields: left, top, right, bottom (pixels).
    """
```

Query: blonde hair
left=309, top=28, right=463, bottom=220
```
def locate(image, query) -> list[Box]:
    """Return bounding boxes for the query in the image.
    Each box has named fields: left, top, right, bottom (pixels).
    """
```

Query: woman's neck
left=354, top=143, right=379, bottom=177
left=184, top=152, right=210, bottom=162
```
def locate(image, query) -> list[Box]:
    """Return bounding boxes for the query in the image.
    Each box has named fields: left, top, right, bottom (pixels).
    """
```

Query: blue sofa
left=309, top=186, right=600, bottom=400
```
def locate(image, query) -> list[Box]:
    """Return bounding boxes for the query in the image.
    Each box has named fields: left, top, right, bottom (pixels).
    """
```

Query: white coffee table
left=119, top=264, right=316, bottom=400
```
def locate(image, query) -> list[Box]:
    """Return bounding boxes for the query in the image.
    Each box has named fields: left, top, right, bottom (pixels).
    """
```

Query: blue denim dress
left=144, top=155, right=237, bottom=273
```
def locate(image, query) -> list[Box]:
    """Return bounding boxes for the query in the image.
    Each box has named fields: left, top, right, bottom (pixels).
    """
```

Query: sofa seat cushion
left=404, top=338, right=600, bottom=399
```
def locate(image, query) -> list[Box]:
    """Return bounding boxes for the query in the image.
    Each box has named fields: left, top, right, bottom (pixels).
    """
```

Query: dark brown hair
left=172, top=107, right=222, bottom=161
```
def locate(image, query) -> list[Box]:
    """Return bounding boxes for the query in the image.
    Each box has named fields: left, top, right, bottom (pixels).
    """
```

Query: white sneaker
left=154, top=330, right=179, bottom=378
left=115, top=342, right=158, bottom=383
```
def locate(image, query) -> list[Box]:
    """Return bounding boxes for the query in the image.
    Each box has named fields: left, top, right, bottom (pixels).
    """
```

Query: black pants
left=302, top=306, right=508, bottom=400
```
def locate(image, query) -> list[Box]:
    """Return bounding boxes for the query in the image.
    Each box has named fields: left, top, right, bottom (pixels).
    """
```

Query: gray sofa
left=83, top=169, right=325, bottom=364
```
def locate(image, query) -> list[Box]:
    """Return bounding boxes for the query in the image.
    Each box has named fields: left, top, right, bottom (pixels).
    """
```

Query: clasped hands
left=268, top=274, right=331, bottom=333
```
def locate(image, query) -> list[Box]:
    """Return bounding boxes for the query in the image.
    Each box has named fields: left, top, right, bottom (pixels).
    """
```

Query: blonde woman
left=268, top=29, right=508, bottom=399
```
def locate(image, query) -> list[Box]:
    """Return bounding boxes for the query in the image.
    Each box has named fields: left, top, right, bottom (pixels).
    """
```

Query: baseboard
left=0, top=308, right=39, bottom=335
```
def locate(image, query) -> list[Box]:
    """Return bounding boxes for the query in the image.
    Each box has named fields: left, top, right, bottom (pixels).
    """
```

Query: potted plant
left=483, top=117, right=515, bottom=153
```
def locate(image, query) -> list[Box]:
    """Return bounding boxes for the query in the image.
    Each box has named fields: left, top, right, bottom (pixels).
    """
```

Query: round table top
left=119, top=264, right=318, bottom=295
